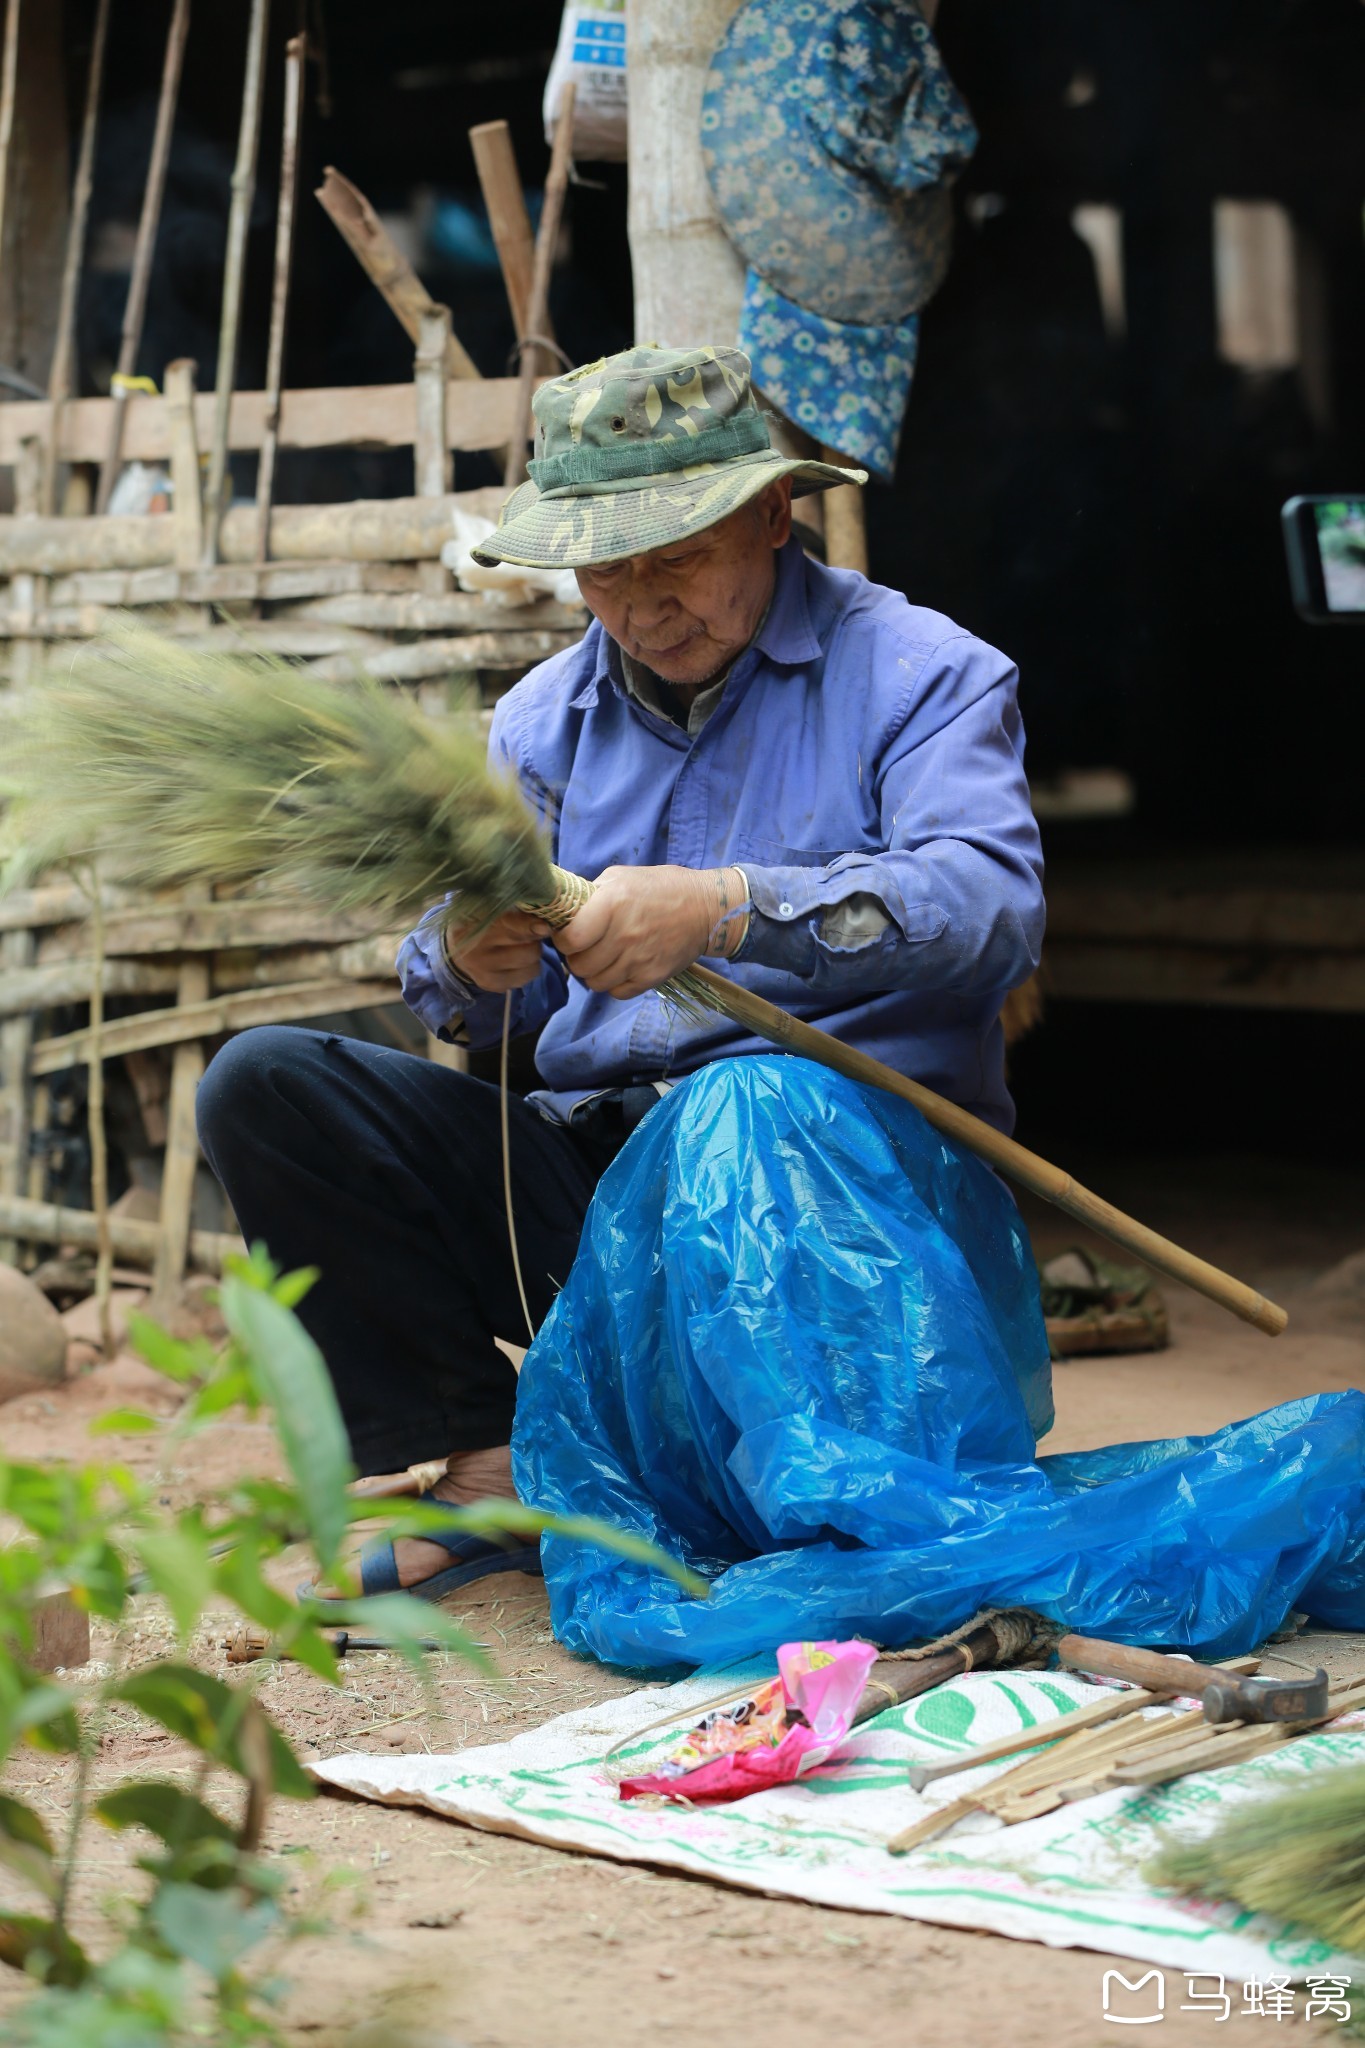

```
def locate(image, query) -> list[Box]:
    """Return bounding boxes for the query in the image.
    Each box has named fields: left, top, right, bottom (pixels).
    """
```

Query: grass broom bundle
left=0, top=622, right=556, bottom=938
left=1147, top=1763, right=1365, bottom=1953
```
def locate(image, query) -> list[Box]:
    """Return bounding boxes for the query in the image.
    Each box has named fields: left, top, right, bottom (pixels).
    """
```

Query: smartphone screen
left=1282, top=494, right=1365, bottom=621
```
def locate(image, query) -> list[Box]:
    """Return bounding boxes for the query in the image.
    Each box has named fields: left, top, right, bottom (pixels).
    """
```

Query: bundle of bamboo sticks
left=888, top=1673, right=1365, bottom=1853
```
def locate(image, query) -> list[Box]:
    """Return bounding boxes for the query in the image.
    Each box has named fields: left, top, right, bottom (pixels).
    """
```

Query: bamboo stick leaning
left=203, top=0, right=271, bottom=565
left=469, top=120, right=542, bottom=342
left=256, top=31, right=308, bottom=566
left=0, top=624, right=1288, bottom=1338
left=504, top=84, right=576, bottom=488
left=0, top=0, right=20, bottom=276
left=314, top=167, right=480, bottom=381
left=94, top=0, right=191, bottom=515
left=42, top=0, right=111, bottom=515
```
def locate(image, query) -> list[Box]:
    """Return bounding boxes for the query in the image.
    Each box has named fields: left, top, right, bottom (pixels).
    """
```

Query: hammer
left=1057, top=1633, right=1327, bottom=1725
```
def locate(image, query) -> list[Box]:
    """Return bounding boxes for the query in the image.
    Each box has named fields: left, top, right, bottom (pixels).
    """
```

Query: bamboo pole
left=163, top=357, right=205, bottom=566
left=503, top=83, right=576, bottom=490
left=94, top=0, right=191, bottom=515
left=684, top=963, right=1288, bottom=1336
left=0, top=492, right=470, bottom=576
left=314, top=167, right=480, bottom=381
left=152, top=895, right=210, bottom=1308
left=42, top=0, right=111, bottom=514
left=0, top=0, right=20, bottom=277
left=0, top=1191, right=241, bottom=1272
left=86, top=885, right=114, bottom=1356
left=469, top=120, right=542, bottom=342
left=202, top=0, right=270, bottom=565
left=256, top=31, right=307, bottom=565
left=821, top=444, right=868, bottom=575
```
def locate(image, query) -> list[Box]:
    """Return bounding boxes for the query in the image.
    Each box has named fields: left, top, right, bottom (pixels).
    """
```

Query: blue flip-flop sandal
left=299, top=1495, right=543, bottom=1608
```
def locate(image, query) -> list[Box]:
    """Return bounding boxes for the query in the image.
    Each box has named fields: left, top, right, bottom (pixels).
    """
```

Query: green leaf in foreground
left=0, top=1796, right=56, bottom=1902
left=111, top=1666, right=313, bottom=1801
left=0, top=1913, right=90, bottom=1988
left=148, top=1883, right=279, bottom=1982
left=95, top=1782, right=236, bottom=1850
left=381, top=1495, right=712, bottom=1599
left=131, top=1522, right=213, bottom=1644
left=220, top=1278, right=352, bottom=1575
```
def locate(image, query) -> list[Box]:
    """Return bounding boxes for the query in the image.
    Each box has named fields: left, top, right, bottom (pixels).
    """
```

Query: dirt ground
left=2, top=1149, right=1364, bottom=2047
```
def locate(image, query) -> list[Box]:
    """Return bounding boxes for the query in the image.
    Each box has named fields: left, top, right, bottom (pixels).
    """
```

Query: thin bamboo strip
left=256, top=31, right=307, bottom=566
left=152, top=891, right=210, bottom=1305
left=86, top=887, right=113, bottom=1354
left=42, top=0, right=110, bottom=513
left=0, top=0, right=19, bottom=271
left=504, top=83, right=576, bottom=488
left=203, top=0, right=270, bottom=565
left=95, top=0, right=191, bottom=514
left=908, top=1689, right=1163, bottom=1791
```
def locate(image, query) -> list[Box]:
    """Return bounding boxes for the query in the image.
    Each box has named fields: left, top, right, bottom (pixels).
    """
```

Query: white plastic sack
left=543, top=2, right=627, bottom=161
left=441, top=506, right=582, bottom=610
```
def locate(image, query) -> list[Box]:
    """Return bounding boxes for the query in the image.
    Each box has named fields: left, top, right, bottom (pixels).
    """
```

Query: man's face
left=575, top=480, right=794, bottom=687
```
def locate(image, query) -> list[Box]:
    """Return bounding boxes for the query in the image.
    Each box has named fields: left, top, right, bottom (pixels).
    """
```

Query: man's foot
left=391, top=1444, right=518, bottom=1590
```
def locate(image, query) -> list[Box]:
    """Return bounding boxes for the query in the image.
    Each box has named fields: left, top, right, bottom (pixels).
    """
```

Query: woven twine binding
left=520, top=865, right=595, bottom=929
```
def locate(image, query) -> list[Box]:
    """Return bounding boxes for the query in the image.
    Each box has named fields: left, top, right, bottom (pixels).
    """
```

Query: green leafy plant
left=0, top=1250, right=705, bottom=2044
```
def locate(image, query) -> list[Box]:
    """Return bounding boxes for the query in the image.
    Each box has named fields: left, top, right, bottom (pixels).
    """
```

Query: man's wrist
left=703, top=866, right=751, bottom=960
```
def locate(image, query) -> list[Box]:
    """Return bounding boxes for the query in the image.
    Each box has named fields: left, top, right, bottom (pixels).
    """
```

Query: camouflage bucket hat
left=471, top=343, right=865, bottom=572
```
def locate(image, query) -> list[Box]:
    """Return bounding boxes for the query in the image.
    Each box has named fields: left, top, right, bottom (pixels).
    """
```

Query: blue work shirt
left=397, top=536, right=1044, bottom=1134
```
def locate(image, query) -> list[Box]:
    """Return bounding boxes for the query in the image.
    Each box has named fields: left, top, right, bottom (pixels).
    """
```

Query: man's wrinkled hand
left=445, top=908, right=552, bottom=993
left=556, top=865, right=746, bottom=1000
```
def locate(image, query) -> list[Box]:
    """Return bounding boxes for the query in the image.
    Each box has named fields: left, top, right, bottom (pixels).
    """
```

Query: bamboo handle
left=684, top=963, right=1287, bottom=1337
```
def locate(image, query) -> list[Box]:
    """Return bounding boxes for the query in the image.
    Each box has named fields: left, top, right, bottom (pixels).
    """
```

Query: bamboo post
left=256, top=29, right=307, bottom=566
left=94, top=0, right=191, bottom=515
left=313, top=167, right=480, bottom=381
left=163, top=358, right=205, bottom=567
left=152, top=896, right=210, bottom=1309
left=821, top=444, right=868, bottom=574
left=0, top=922, right=35, bottom=1265
left=9, top=432, right=41, bottom=686
left=503, top=83, right=576, bottom=490
left=625, top=0, right=745, bottom=345
left=87, top=885, right=114, bottom=1355
left=202, top=0, right=270, bottom=566
left=683, top=963, right=1288, bottom=1336
left=0, top=0, right=19, bottom=276
left=414, top=305, right=452, bottom=597
left=413, top=306, right=452, bottom=498
left=469, top=120, right=543, bottom=343
left=42, top=0, right=110, bottom=514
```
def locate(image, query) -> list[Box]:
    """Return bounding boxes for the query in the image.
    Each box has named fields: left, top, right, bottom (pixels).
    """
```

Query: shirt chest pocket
left=734, top=834, right=857, bottom=869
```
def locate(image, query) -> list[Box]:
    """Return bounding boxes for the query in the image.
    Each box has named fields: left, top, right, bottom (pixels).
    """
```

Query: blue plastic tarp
left=513, top=1056, right=1365, bottom=1674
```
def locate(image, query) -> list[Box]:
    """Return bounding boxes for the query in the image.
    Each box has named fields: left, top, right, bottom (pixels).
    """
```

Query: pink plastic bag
left=618, top=1639, right=878, bottom=1804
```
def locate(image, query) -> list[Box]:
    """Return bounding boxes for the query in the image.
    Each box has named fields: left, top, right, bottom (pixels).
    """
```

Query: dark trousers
left=196, top=1027, right=629, bottom=1476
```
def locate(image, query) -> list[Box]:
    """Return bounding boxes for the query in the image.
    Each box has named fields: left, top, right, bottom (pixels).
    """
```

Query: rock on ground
left=0, top=1262, right=68, bottom=1402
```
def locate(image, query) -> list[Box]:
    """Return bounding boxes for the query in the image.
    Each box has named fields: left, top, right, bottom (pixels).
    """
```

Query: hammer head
left=1201, top=1668, right=1329, bottom=1725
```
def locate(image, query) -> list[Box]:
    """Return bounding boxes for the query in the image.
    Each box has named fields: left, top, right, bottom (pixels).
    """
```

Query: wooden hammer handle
left=1057, top=1633, right=1224, bottom=1694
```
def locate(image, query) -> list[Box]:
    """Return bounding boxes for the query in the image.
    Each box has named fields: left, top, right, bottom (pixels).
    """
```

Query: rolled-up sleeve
left=734, top=635, right=1044, bottom=999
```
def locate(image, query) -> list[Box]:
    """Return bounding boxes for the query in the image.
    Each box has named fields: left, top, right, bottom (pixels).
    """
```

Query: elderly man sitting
left=197, top=343, right=1046, bottom=1615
